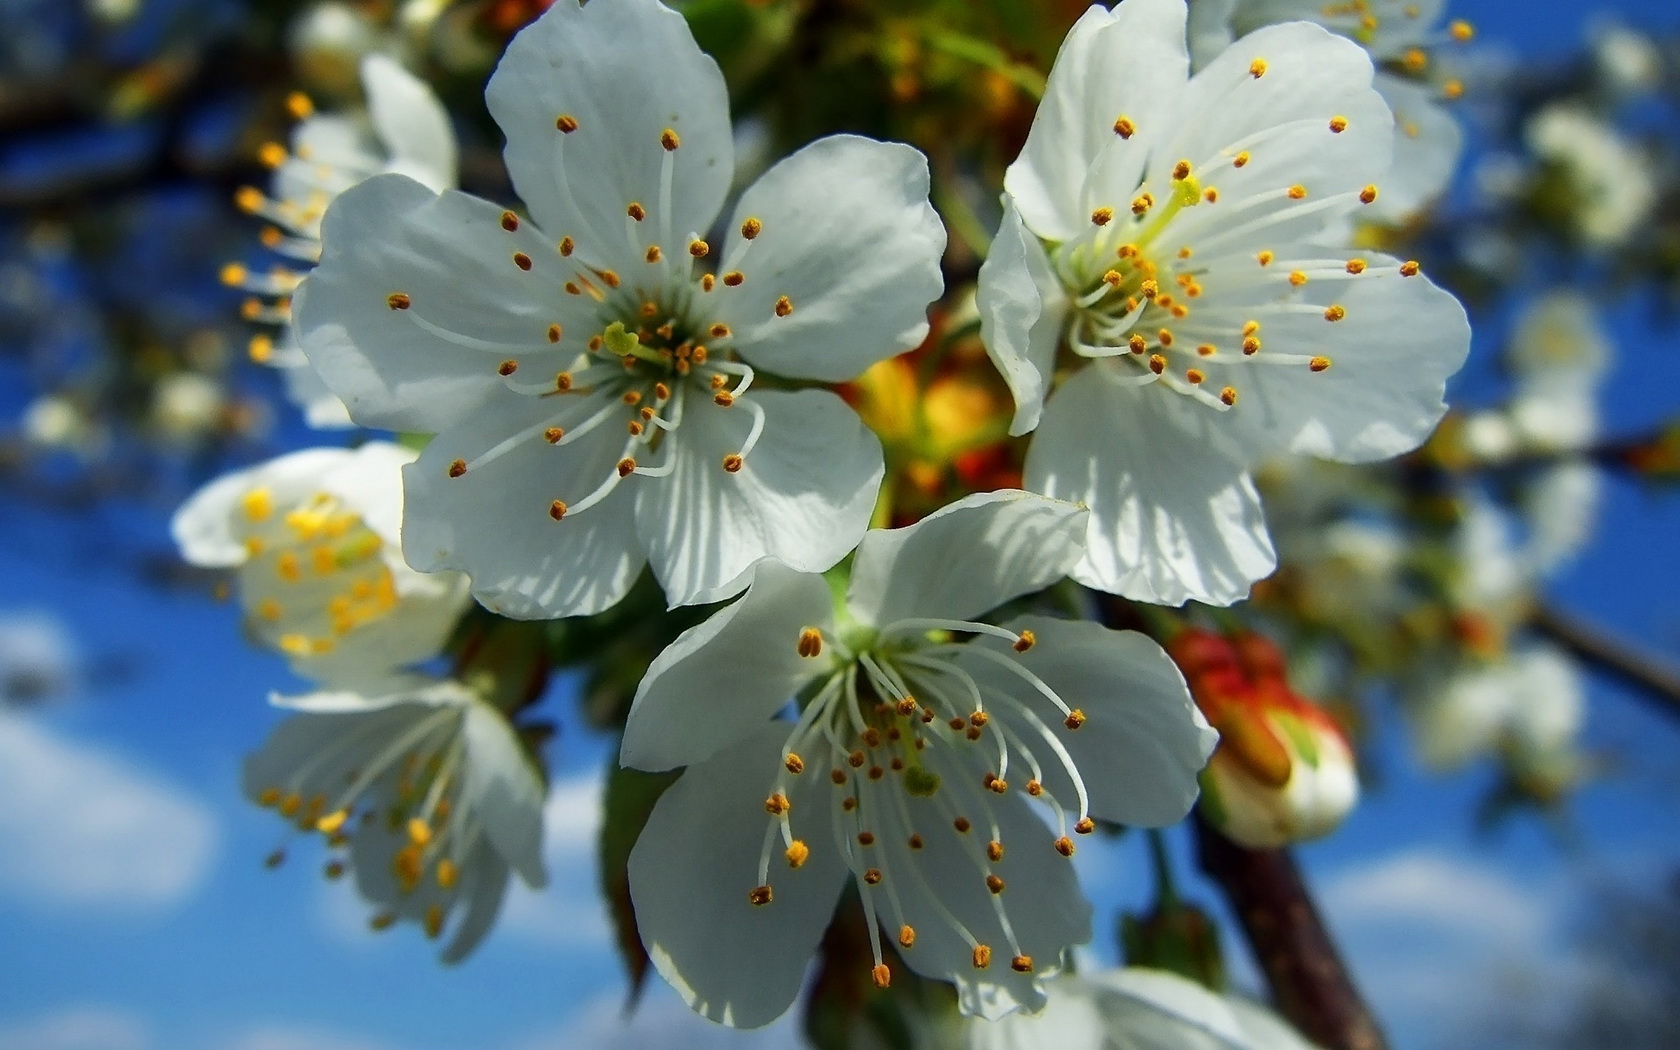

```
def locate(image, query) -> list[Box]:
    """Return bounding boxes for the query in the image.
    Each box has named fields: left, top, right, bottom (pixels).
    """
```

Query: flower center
left=745, top=619, right=1092, bottom=988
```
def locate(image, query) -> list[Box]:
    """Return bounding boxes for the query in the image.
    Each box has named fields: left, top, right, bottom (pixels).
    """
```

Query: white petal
left=461, top=701, right=547, bottom=888
left=484, top=0, right=732, bottom=269
left=1225, top=995, right=1322, bottom=1050
left=278, top=353, right=355, bottom=430
left=965, top=979, right=1107, bottom=1050
left=966, top=616, right=1214, bottom=828
left=403, top=396, right=645, bottom=619
left=1185, top=0, right=1238, bottom=69
left=1151, top=24, right=1391, bottom=242
left=361, top=53, right=457, bottom=191
left=317, top=441, right=414, bottom=545
left=847, top=491, right=1086, bottom=628
left=879, top=748, right=1092, bottom=1020
left=636, top=389, right=882, bottom=608
left=1206, top=256, right=1469, bottom=463
left=441, top=839, right=513, bottom=964
left=172, top=447, right=355, bottom=566
left=1027, top=368, right=1276, bottom=607
left=709, top=135, right=945, bottom=383
left=629, top=724, right=849, bottom=1028
left=296, top=175, right=596, bottom=434
left=1085, top=968, right=1251, bottom=1049
left=1367, top=74, right=1461, bottom=222
left=621, top=561, right=834, bottom=772
left=978, top=201, right=1067, bottom=437
left=1520, top=461, right=1600, bottom=574
left=1005, top=0, right=1189, bottom=242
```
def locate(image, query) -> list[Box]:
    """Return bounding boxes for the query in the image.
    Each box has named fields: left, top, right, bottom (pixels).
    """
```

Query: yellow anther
left=1360, top=185, right=1379, bottom=204
left=1309, top=356, right=1332, bottom=372
left=1346, top=259, right=1367, bottom=274
left=709, top=323, right=732, bottom=339
left=1257, top=250, right=1275, bottom=266
left=1403, top=47, right=1428, bottom=72
left=549, top=500, right=567, bottom=521
left=500, top=211, right=520, bottom=232
left=1243, top=337, right=1261, bottom=355
left=627, top=202, right=646, bottom=222
left=986, top=840, right=1004, bottom=862
left=1091, top=207, right=1114, bottom=226
left=1324, top=304, right=1346, bottom=322
left=872, top=963, right=891, bottom=989
left=316, top=810, right=349, bottom=835
left=219, top=262, right=248, bottom=287
left=600, top=269, right=621, bottom=288
left=1329, top=115, right=1349, bottom=133
left=740, top=217, right=763, bottom=240
left=513, top=251, right=533, bottom=271
left=1075, top=817, right=1096, bottom=834
left=1249, top=58, right=1268, bottom=78
left=1287, top=184, right=1308, bottom=200
left=555, top=114, right=579, bottom=133
left=369, top=912, right=397, bottom=931
left=1172, top=159, right=1192, bottom=181
left=972, top=945, right=993, bottom=969
left=258, top=787, right=281, bottom=807
left=279, top=792, right=302, bottom=818
left=1140, top=279, right=1159, bottom=299
left=1131, top=193, right=1154, bottom=215
left=558, top=236, right=575, bottom=256
left=498, top=359, right=519, bottom=376
left=784, top=753, right=805, bottom=775
left=1013, top=629, right=1036, bottom=653
left=797, top=627, right=823, bottom=658
left=276, top=552, right=301, bottom=582
left=284, top=91, right=313, bottom=120
left=1442, top=79, right=1464, bottom=100
left=407, top=818, right=433, bottom=846
left=645, top=245, right=663, bottom=263
left=235, top=186, right=264, bottom=213
left=258, top=142, right=288, bottom=168
left=898, top=925, right=915, bottom=948
left=1233, top=151, right=1251, bottom=168
left=1113, top=114, right=1138, bottom=138
left=1128, top=333, right=1148, bottom=354
left=447, top=459, right=468, bottom=478
left=1399, top=260, right=1421, bottom=276
left=863, top=867, right=882, bottom=884
left=1157, top=328, right=1174, bottom=347
left=1220, top=386, right=1239, bottom=406
left=438, top=859, right=458, bottom=889
left=908, top=834, right=924, bottom=850
left=1011, top=955, right=1034, bottom=973
left=425, top=904, right=445, bottom=939
left=1203, top=187, right=1219, bottom=203
left=857, top=829, right=876, bottom=845
left=1197, top=343, right=1216, bottom=357
left=616, top=457, right=638, bottom=478
left=242, top=486, right=273, bottom=522
left=749, top=885, right=773, bottom=906
left=1450, top=19, right=1474, bottom=41
left=953, top=816, right=971, bottom=833
left=1064, top=709, right=1086, bottom=730
left=1186, top=368, right=1206, bottom=385
left=722, top=453, right=744, bottom=473
left=1148, top=354, right=1167, bottom=375
left=1055, top=836, right=1076, bottom=857
left=661, top=127, right=681, bottom=151
left=1289, top=270, right=1309, bottom=286
left=765, top=792, right=791, bottom=816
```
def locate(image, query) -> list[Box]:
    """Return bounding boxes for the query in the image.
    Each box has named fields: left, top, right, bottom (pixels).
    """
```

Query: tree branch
left=1530, top=604, right=1680, bottom=719
left=1193, top=815, right=1389, bottom=1050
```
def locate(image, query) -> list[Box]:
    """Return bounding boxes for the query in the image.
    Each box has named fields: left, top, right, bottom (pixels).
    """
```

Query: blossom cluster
left=167, top=0, right=1549, bottom=1040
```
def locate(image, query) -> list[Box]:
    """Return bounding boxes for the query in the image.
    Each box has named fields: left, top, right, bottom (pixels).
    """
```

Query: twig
left=1193, top=815, right=1389, bottom=1050
left=1530, top=604, right=1680, bottom=719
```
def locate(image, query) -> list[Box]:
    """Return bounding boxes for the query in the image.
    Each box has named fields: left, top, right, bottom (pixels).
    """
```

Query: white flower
left=149, top=371, right=225, bottom=443
left=1189, top=0, right=1469, bottom=223
left=620, top=492, right=1215, bottom=1027
left=172, top=442, right=471, bottom=679
left=1591, top=21, right=1662, bottom=98
left=1519, top=460, right=1600, bottom=575
left=1410, top=645, right=1584, bottom=778
left=1526, top=103, right=1656, bottom=249
left=230, top=53, right=458, bottom=428
left=295, top=0, right=945, bottom=618
left=245, top=673, right=546, bottom=961
left=1505, top=292, right=1610, bottom=455
left=978, top=0, right=1469, bottom=606
left=968, top=967, right=1322, bottom=1050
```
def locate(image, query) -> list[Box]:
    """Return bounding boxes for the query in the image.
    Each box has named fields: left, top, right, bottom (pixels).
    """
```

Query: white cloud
left=500, top=774, right=611, bottom=949
left=510, top=985, right=804, bottom=1050
left=0, top=714, right=216, bottom=910
left=1317, top=849, right=1572, bottom=1046
left=0, top=610, right=78, bottom=705
left=0, top=1006, right=151, bottom=1050
left=221, top=1025, right=404, bottom=1050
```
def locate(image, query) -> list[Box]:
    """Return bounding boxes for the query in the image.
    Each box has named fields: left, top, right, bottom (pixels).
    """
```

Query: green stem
left=922, top=28, right=1046, bottom=100
left=1147, top=828, right=1179, bottom=910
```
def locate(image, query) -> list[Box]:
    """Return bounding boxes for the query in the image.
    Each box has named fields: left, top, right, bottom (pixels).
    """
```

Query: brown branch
left=1530, top=604, right=1680, bottom=719
left=1193, top=815, right=1388, bottom=1050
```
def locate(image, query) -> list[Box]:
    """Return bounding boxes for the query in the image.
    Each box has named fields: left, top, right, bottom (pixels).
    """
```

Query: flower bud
left=1170, top=631, right=1358, bottom=849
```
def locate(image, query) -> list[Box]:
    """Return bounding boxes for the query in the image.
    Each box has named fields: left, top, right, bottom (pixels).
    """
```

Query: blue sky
left=2, top=1, right=1677, bottom=1048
